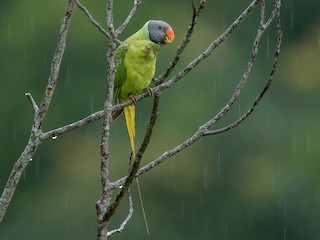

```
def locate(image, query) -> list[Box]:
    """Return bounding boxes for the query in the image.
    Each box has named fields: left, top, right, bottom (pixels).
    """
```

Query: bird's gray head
left=147, top=20, right=175, bottom=45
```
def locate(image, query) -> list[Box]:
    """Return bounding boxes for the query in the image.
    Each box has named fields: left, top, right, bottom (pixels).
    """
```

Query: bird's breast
left=123, top=43, right=159, bottom=95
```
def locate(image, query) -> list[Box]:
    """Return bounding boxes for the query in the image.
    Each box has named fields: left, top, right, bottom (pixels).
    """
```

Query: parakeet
left=113, top=20, right=175, bottom=158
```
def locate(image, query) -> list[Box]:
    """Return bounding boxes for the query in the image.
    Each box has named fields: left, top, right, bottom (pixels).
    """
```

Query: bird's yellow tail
left=124, top=104, right=135, bottom=158
left=124, top=104, right=150, bottom=234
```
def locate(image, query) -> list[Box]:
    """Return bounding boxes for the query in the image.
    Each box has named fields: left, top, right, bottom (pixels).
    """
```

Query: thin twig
left=154, top=0, right=206, bottom=84
left=24, top=92, right=39, bottom=112
left=75, top=0, right=119, bottom=43
left=107, top=189, right=134, bottom=236
left=40, top=110, right=104, bottom=141
left=96, top=0, right=117, bottom=239
left=205, top=0, right=282, bottom=136
left=115, top=0, right=142, bottom=35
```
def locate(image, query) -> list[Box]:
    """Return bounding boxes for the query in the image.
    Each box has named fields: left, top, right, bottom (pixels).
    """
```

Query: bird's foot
left=145, top=87, right=154, bottom=97
left=129, top=95, right=137, bottom=105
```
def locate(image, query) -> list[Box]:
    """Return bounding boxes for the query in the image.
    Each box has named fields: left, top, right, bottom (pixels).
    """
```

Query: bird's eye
left=158, top=26, right=162, bottom=30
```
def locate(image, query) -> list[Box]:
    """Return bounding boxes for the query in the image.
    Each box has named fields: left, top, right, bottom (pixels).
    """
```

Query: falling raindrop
left=66, top=66, right=71, bottom=86
left=280, top=113, right=284, bottom=128
left=139, top=109, right=142, bottom=128
left=29, top=158, right=33, bottom=162
left=237, top=103, right=241, bottom=118
left=225, top=222, right=229, bottom=235
left=36, top=156, right=40, bottom=179
left=318, top=28, right=320, bottom=52
left=30, top=14, right=34, bottom=36
left=283, top=227, right=287, bottom=240
left=8, top=23, right=11, bottom=40
left=283, top=200, right=287, bottom=219
left=23, top=47, right=27, bottom=59
left=65, top=191, right=69, bottom=208
left=13, top=125, right=17, bottom=141
left=212, top=79, right=216, bottom=100
left=217, top=153, right=221, bottom=174
left=265, top=114, right=269, bottom=132
left=192, top=210, right=196, bottom=222
left=181, top=202, right=185, bottom=218
left=306, top=132, right=310, bottom=153
left=271, top=174, right=275, bottom=194
left=290, top=12, right=294, bottom=30
left=170, top=162, right=176, bottom=176
left=266, top=34, right=270, bottom=58
left=203, top=165, right=208, bottom=189
left=88, top=94, right=94, bottom=112
left=52, top=135, right=58, bottom=140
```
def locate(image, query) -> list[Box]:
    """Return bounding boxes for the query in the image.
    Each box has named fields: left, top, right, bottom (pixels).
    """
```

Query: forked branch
left=0, top=0, right=77, bottom=223
left=113, top=0, right=282, bottom=188
left=0, top=1, right=282, bottom=239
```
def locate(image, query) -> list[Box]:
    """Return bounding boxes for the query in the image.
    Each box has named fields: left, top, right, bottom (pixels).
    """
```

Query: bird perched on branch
left=113, top=20, right=175, bottom=158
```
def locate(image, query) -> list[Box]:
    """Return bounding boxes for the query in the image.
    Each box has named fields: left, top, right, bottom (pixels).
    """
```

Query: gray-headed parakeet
left=113, top=20, right=175, bottom=157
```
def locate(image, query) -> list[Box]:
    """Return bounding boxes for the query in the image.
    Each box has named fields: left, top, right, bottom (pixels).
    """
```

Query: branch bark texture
left=0, top=1, right=282, bottom=239
left=0, top=0, right=77, bottom=223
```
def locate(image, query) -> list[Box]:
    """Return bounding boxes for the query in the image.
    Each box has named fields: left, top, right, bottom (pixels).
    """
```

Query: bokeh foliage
left=1, top=0, right=320, bottom=239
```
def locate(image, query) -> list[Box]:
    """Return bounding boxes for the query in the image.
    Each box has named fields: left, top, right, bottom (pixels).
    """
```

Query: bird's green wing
left=113, top=45, right=129, bottom=103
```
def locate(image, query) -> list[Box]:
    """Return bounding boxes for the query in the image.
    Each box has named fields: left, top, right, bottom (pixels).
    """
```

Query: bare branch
left=154, top=0, right=260, bottom=93
left=33, top=0, right=260, bottom=146
left=113, top=0, right=282, bottom=188
left=107, top=189, right=134, bottom=237
left=115, top=0, right=142, bottom=35
left=205, top=0, right=283, bottom=136
left=112, top=0, right=261, bottom=112
left=40, top=110, right=104, bottom=141
left=154, top=0, right=206, bottom=84
left=1, top=0, right=283, bottom=237
left=25, top=92, right=39, bottom=112
left=0, top=0, right=77, bottom=223
left=104, top=1, right=208, bottom=229
left=75, top=0, right=108, bottom=37
left=96, top=0, right=117, bottom=239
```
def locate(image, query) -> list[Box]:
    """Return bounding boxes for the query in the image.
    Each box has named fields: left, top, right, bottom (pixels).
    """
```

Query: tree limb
left=25, top=92, right=39, bottom=112
left=113, top=0, right=282, bottom=188
left=37, top=0, right=259, bottom=144
left=154, top=0, right=206, bottom=84
left=96, top=0, right=117, bottom=239
left=115, top=0, right=142, bottom=35
left=75, top=0, right=108, bottom=37
left=107, top=189, right=134, bottom=237
left=0, top=1, right=283, bottom=238
left=0, top=0, right=77, bottom=223
left=101, top=0, right=207, bottom=224
left=205, top=0, right=282, bottom=136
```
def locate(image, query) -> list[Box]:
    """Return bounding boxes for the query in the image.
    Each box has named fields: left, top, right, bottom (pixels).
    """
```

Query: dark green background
left=1, top=0, right=320, bottom=239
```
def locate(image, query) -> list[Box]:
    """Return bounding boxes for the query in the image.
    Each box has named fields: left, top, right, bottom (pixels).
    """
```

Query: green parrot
left=113, top=20, right=175, bottom=158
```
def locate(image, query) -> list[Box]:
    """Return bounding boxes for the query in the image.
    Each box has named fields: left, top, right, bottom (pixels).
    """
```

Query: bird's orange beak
left=164, top=27, right=175, bottom=44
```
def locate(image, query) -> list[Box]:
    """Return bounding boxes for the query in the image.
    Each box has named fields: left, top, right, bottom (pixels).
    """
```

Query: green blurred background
left=1, top=0, right=320, bottom=239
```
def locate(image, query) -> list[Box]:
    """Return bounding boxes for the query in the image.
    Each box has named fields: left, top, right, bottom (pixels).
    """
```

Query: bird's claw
left=145, top=87, right=154, bottom=97
left=129, top=95, right=137, bottom=104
